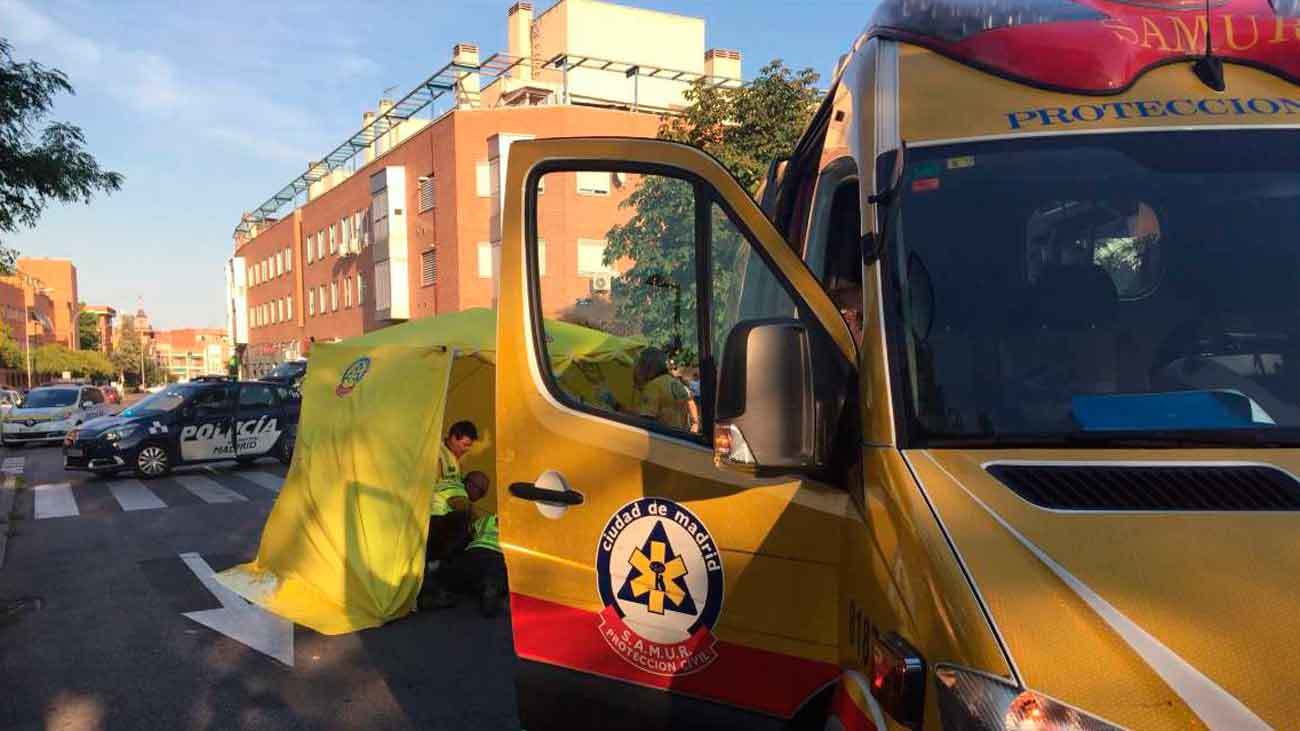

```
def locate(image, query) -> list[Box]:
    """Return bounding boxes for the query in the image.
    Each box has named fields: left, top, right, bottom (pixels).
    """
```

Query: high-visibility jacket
left=430, top=443, right=467, bottom=516
left=467, top=513, right=500, bottom=553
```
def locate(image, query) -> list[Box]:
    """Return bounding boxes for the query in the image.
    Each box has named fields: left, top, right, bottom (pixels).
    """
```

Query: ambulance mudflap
left=180, top=416, right=280, bottom=461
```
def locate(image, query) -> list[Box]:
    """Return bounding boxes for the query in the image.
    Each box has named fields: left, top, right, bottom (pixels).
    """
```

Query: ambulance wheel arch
left=497, top=138, right=859, bottom=729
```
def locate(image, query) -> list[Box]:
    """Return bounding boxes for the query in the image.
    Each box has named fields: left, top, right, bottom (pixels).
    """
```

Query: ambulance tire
left=276, top=428, right=296, bottom=466
left=134, top=442, right=173, bottom=479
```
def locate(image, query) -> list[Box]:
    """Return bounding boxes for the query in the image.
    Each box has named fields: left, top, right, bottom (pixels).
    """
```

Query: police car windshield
left=887, top=129, right=1300, bottom=447
left=122, top=386, right=197, bottom=417
left=18, top=388, right=78, bottom=409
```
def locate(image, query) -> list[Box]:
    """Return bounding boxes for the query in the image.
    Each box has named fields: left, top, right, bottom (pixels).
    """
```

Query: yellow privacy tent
left=216, top=308, right=641, bottom=635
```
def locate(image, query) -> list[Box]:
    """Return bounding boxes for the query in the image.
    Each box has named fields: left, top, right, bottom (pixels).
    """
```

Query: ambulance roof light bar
left=867, top=0, right=1300, bottom=95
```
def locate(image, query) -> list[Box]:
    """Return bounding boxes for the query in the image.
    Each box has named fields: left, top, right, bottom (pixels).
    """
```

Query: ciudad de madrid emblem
left=595, top=498, right=725, bottom=676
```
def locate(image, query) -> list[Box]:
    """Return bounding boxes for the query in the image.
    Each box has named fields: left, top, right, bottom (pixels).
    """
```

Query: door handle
left=509, top=482, right=584, bottom=506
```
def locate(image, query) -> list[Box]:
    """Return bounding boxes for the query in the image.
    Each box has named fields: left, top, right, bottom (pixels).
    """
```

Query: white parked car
left=1, top=385, right=110, bottom=447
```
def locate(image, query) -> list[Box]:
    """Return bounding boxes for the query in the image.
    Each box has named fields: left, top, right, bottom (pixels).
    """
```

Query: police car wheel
left=277, top=431, right=295, bottom=465
left=135, top=444, right=171, bottom=478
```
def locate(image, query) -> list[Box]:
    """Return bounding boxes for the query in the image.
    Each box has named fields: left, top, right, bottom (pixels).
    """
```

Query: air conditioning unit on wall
left=591, top=273, right=612, bottom=292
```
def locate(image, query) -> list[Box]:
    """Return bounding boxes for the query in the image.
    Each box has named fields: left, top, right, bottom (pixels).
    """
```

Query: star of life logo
left=595, top=498, right=724, bottom=677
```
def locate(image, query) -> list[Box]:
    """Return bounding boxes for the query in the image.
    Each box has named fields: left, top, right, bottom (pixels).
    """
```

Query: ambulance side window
left=530, top=168, right=704, bottom=439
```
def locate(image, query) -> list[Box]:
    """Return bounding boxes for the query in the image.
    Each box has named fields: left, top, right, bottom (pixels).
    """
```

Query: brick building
left=16, top=257, right=79, bottom=350
left=227, top=0, right=742, bottom=376
left=151, top=328, right=232, bottom=382
left=82, top=305, right=117, bottom=354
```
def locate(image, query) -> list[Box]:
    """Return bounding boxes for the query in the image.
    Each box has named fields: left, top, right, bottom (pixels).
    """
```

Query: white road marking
left=2, top=456, right=26, bottom=475
left=240, top=471, right=284, bottom=494
left=175, top=475, right=247, bottom=504
left=107, top=479, right=166, bottom=511
left=179, top=552, right=294, bottom=666
left=33, top=483, right=79, bottom=519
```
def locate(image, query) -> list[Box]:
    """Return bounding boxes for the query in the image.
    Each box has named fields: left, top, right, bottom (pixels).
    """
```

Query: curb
left=0, top=474, right=16, bottom=570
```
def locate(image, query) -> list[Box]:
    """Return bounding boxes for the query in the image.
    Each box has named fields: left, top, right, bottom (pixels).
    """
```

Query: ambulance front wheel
left=135, top=443, right=172, bottom=479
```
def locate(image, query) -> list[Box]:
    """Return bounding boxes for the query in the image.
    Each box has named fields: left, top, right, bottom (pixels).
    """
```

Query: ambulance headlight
left=104, top=424, right=140, bottom=442
left=936, top=665, right=1122, bottom=731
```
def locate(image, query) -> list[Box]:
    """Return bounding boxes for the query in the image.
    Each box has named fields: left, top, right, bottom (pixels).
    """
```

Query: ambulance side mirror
left=713, top=318, right=817, bottom=476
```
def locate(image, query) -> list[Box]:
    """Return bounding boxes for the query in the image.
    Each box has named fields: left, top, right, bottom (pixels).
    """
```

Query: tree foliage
left=32, top=344, right=113, bottom=378
left=77, top=309, right=100, bottom=351
left=0, top=39, right=123, bottom=271
left=0, top=321, right=22, bottom=369
left=600, top=60, right=822, bottom=363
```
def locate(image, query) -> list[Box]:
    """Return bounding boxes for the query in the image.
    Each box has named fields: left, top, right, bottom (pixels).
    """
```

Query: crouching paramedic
left=424, top=420, right=478, bottom=567
left=420, top=475, right=508, bottom=617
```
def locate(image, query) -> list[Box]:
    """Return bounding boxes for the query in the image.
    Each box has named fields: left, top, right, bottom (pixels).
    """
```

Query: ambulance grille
left=985, top=463, right=1300, bottom=511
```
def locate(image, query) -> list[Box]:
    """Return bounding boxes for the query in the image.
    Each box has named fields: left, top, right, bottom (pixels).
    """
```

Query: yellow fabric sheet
left=216, top=344, right=452, bottom=635
left=216, top=309, right=642, bottom=635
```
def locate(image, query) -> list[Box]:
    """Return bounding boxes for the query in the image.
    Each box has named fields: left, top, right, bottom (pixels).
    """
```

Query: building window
left=475, top=161, right=491, bottom=197
left=477, top=243, right=493, bottom=279
left=357, top=274, right=365, bottom=305
left=538, top=239, right=547, bottom=277
left=420, top=176, right=436, bottom=212
left=286, top=295, right=293, bottom=319
left=319, top=285, right=326, bottom=312
left=421, top=249, right=438, bottom=287
left=306, top=235, right=313, bottom=264
left=285, top=248, right=293, bottom=272
left=578, top=238, right=610, bottom=275
left=276, top=253, right=283, bottom=277
left=344, top=279, right=352, bottom=308
left=316, top=231, right=324, bottom=261
left=308, top=289, right=315, bottom=316
left=340, top=215, right=350, bottom=253
left=328, top=224, right=337, bottom=255
left=577, top=171, right=611, bottom=196
left=330, top=282, right=338, bottom=311
left=356, top=211, right=367, bottom=247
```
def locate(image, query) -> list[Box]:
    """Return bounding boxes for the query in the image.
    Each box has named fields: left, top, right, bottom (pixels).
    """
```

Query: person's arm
left=446, top=495, right=470, bottom=513
left=684, top=396, right=701, bottom=433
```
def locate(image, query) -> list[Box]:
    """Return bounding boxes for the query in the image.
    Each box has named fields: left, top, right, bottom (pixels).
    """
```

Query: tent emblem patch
left=595, top=498, right=724, bottom=677
left=335, top=357, right=371, bottom=397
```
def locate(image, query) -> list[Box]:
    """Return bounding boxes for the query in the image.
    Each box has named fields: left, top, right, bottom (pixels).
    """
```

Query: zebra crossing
left=26, top=467, right=286, bottom=520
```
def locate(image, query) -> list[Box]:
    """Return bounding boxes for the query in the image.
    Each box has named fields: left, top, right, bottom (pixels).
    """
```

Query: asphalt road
left=0, top=443, right=520, bottom=730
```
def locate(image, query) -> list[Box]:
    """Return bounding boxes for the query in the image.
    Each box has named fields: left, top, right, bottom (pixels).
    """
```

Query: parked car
left=1, top=384, right=111, bottom=447
left=64, top=379, right=301, bottom=478
left=100, top=385, right=122, bottom=405
left=0, top=389, right=20, bottom=414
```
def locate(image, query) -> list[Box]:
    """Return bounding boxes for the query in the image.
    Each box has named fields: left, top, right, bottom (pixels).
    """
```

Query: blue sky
left=0, top=0, right=868, bottom=329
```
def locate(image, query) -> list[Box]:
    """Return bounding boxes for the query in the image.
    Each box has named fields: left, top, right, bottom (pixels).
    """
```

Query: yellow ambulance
left=495, top=0, right=1300, bottom=728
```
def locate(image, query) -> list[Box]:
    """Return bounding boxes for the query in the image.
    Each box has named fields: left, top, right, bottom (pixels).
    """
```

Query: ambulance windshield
left=887, top=129, right=1300, bottom=446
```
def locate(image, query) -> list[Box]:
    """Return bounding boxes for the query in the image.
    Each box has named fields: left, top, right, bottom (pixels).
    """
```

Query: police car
left=1, top=384, right=110, bottom=447
left=63, top=378, right=300, bottom=478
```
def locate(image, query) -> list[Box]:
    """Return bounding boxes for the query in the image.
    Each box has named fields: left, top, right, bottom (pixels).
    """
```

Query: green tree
left=77, top=309, right=100, bottom=351
left=601, top=60, right=822, bottom=362
left=0, top=322, right=23, bottom=369
left=0, top=39, right=123, bottom=272
left=110, top=319, right=143, bottom=385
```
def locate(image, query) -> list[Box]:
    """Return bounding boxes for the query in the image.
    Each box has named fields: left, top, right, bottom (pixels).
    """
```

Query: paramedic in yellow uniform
left=421, top=472, right=508, bottom=617
left=634, top=348, right=696, bottom=432
left=424, top=420, right=478, bottom=567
